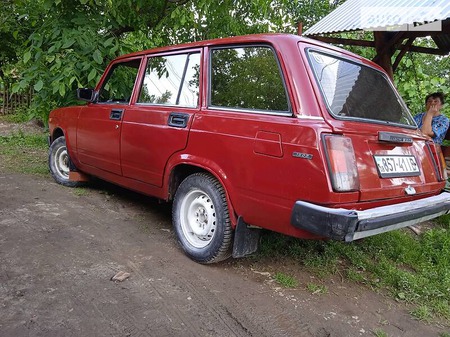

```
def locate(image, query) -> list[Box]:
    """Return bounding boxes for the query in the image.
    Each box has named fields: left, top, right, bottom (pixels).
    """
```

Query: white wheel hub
left=180, top=189, right=217, bottom=248
left=54, top=146, right=70, bottom=179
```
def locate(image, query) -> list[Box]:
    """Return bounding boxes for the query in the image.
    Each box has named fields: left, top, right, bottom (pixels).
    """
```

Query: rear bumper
left=291, top=192, right=450, bottom=241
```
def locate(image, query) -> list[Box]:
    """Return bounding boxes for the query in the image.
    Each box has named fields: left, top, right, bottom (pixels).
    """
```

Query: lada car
left=48, top=33, right=450, bottom=263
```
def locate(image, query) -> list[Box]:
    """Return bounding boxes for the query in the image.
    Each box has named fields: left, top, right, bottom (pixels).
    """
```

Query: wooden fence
left=0, top=87, right=33, bottom=115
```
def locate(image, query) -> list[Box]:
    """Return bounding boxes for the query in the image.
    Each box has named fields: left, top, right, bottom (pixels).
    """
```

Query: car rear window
left=308, top=50, right=415, bottom=127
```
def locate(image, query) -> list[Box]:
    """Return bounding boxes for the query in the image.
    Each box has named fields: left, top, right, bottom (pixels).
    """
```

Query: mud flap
left=68, top=155, right=89, bottom=182
left=232, top=217, right=261, bottom=258
left=69, top=171, right=90, bottom=182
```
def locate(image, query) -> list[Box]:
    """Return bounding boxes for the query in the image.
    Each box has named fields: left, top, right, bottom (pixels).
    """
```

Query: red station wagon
left=48, top=33, right=450, bottom=263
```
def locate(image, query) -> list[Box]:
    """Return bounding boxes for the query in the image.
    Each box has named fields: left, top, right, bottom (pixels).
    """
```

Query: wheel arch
left=50, top=127, right=65, bottom=144
left=166, top=161, right=238, bottom=227
left=49, top=127, right=81, bottom=173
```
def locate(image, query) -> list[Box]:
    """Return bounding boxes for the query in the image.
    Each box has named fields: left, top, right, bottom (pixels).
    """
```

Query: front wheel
left=172, top=173, right=233, bottom=263
left=48, top=136, right=82, bottom=187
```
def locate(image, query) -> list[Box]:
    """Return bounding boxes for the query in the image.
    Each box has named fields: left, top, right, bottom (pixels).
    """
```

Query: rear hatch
left=337, top=125, right=444, bottom=201
left=305, top=48, right=446, bottom=204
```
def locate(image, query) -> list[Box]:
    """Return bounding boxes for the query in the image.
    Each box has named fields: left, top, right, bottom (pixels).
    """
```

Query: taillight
left=439, top=148, right=448, bottom=181
left=427, top=142, right=447, bottom=181
left=323, top=135, right=360, bottom=192
left=437, top=146, right=448, bottom=181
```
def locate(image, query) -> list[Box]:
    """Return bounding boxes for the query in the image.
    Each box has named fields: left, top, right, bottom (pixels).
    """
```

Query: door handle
left=110, top=109, right=124, bottom=120
left=168, top=112, right=189, bottom=128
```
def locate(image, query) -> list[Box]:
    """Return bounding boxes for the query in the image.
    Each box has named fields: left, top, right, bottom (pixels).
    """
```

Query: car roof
left=114, top=33, right=384, bottom=73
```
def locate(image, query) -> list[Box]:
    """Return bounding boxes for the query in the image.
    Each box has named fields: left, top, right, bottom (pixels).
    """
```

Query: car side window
left=98, top=59, right=141, bottom=104
left=138, top=53, right=200, bottom=107
left=210, top=46, right=289, bottom=113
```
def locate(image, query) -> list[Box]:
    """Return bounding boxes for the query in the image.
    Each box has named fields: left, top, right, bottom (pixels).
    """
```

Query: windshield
left=308, top=50, right=415, bottom=127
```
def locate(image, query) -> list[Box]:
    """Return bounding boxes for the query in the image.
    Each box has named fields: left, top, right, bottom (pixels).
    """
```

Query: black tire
left=172, top=173, right=233, bottom=264
left=48, top=136, right=82, bottom=187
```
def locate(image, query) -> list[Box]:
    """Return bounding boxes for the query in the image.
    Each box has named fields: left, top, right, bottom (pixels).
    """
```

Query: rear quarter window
left=210, top=46, right=290, bottom=114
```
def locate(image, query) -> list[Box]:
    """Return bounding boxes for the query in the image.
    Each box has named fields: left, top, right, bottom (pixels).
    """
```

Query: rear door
left=120, top=50, right=202, bottom=187
left=331, top=122, right=442, bottom=201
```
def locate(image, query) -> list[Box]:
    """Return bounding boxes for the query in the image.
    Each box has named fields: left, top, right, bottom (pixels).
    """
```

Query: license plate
left=374, top=155, right=420, bottom=178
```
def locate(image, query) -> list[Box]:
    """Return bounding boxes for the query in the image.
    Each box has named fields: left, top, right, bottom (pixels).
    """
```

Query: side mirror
left=77, top=88, right=97, bottom=102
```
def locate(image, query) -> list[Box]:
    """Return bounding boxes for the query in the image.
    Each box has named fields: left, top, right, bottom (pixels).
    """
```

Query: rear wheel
left=48, top=136, right=82, bottom=187
left=172, top=173, right=233, bottom=263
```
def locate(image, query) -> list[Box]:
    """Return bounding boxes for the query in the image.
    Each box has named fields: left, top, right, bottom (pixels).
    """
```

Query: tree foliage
left=0, top=0, right=34, bottom=88
left=395, top=52, right=449, bottom=116
left=11, top=0, right=197, bottom=120
left=5, top=0, right=448, bottom=122
left=6, top=0, right=342, bottom=121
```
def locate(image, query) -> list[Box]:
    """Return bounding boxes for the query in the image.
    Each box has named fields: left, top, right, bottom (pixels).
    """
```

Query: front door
left=76, top=58, right=141, bottom=175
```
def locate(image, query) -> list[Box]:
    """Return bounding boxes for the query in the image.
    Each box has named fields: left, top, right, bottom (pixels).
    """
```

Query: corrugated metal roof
left=304, top=0, right=450, bottom=35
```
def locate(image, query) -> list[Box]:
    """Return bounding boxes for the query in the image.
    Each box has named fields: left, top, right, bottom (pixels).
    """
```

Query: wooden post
left=373, top=31, right=394, bottom=80
left=6, top=87, right=9, bottom=114
left=297, top=22, right=303, bottom=36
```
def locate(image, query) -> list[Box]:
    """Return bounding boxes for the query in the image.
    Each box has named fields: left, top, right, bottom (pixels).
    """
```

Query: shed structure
left=303, top=0, right=450, bottom=79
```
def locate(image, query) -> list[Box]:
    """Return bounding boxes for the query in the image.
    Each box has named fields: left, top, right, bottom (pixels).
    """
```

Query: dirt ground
left=1, top=122, right=449, bottom=336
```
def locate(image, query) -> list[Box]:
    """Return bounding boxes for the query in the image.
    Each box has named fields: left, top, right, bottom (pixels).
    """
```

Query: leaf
left=430, top=78, right=440, bottom=86
left=103, top=37, right=114, bottom=48
left=11, top=83, right=20, bottom=94
left=180, top=14, right=187, bottom=25
left=35, top=51, right=42, bottom=61
left=88, top=69, right=97, bottom=82
left=24, top=51, right=31, bottom=64
left=93, top=49, right=103, bottom=64
left=397, top=292, right=406, bottom=300
left=43, top=0, right=52, bottom=10
left=62, top=39, right=76, bottom=49
left=13, top=31, right=19, bottom=39
left=19, top=80, right=28, bottom=89
left=34, top=80, right=44, bottom=92
left=110, top=43, right=119, bottom=54
left=59, top=83, right=66, bottom=97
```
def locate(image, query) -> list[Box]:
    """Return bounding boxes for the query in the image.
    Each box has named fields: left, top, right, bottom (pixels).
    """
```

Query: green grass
left=410, top=305, right=433, bottom=323
left=274, top=272, right=298, bottom=288
left=256, top=222, right=450, bottom=324
left=306, top=282, right=328, bottom=295
left=372, top=329, right=390, bottom=337
left=2, top=108, right=30, bottom=123
left=0, top=131, right=48, bottom=175
left=72, top=188, right=89, bottom=197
